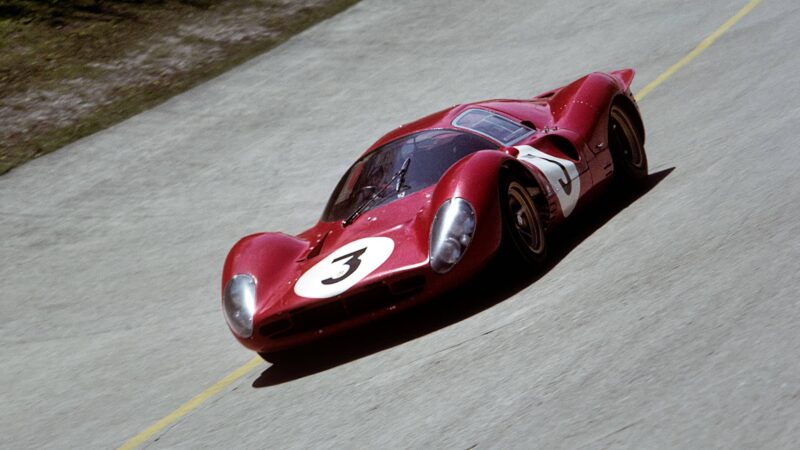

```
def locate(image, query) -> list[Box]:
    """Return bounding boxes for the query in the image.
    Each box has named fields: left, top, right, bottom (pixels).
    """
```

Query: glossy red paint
left=222, top=69, right=645, bottom=353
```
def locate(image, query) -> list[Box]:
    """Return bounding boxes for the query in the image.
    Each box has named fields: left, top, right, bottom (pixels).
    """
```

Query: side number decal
left=515, top=145, right=581, bottom=217
left=294, top=237, right=395, bottom=299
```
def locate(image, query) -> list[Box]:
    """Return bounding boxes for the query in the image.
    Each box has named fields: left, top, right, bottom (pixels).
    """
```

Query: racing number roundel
left=515, top=145, right=581, bottom=217
left=294, top=237, right=395, bottom=299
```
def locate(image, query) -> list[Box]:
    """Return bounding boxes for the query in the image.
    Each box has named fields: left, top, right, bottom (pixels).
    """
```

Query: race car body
left=221, top=69, right=647, bottom=357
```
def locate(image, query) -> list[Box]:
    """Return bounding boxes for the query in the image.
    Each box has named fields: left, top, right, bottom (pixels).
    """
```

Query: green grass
left=0, top=0, right=359, bottom=175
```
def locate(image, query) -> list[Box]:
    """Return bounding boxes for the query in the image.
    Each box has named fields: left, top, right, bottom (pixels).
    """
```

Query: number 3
left=321, top=247, right=366, bottom=285
left=294, top=237, right=394, bottom=299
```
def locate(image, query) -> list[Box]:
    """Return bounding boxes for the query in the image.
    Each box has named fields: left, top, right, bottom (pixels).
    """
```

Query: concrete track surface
left=3, top=0, right=800, bottom=448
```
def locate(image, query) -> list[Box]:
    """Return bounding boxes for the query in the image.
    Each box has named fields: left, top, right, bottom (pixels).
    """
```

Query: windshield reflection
left=322, top=129, right=498, bottom=222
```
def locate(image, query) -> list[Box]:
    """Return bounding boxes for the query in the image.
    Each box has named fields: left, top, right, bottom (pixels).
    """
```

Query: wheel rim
left=609, top=107, right=644, bottom=169
left=507, top=181, right=544, bottom=255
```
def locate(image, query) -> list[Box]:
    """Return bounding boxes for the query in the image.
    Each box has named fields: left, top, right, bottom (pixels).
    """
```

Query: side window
left=452, top=108, right=535, bottom=145
left=335, top=159, right=367, bottom=205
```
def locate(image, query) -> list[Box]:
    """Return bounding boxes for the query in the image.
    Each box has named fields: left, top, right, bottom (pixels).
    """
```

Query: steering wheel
left=356, top=185, right=378, bottom=198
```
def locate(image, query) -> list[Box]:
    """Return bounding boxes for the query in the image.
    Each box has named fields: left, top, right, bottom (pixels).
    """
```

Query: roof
left=362, top=98, right=551, bottom=156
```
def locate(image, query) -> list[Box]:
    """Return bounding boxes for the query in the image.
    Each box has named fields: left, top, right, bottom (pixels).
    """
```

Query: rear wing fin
left=609, top=68, right=635, bottom=91
left=534, top=68, right=636, bottom=100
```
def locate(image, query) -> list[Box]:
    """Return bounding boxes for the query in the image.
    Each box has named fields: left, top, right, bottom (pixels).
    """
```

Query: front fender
left=417, top=150, right=517, bottom=264
left=222, top=232, right=309, bottom=312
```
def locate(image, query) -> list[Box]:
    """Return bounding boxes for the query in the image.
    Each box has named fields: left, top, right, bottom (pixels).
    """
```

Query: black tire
left=608, top=103, right=648, bottom=185
left=499, top=173, right=547, bottom=266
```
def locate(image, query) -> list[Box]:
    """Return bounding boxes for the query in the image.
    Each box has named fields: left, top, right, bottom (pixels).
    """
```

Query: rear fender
left=548, top=70, right=632, bottom=138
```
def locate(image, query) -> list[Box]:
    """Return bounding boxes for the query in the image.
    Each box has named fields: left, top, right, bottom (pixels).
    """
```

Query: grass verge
left=0, top=0, right=359, bottom=175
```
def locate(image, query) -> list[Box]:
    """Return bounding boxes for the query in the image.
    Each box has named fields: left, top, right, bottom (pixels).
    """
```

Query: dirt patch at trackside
left=0, top=0, right=358, bottom=175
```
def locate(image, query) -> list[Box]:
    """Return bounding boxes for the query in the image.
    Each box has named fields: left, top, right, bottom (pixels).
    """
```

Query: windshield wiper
left=342, top=157, right=411, bottom=227
left=395, top=157, right=412, bottom=194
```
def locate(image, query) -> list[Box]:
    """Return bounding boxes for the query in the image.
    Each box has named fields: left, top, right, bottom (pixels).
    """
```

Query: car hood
left=256, top=186, right=438, bottom=316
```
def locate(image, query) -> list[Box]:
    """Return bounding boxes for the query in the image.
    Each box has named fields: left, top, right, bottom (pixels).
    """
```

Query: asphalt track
left=2, top=0, right=800, bottom=448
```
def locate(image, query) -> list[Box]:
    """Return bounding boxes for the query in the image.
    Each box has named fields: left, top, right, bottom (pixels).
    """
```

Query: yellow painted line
left=117, top=356, right=262, bottom=450
left=117, top=1, right=762, bottom=448
left=636, top=0, right=761, bottom=101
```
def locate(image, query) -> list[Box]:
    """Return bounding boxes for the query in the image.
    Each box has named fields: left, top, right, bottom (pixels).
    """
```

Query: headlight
left=429, top=198, right=476, bottom=273
left=222, top=274, right=256, bottom=338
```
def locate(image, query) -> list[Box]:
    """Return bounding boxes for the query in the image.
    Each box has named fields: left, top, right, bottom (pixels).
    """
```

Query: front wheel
left=500, top=174, right=547, bottom=266
left=608, top=104, right=648, bottom=185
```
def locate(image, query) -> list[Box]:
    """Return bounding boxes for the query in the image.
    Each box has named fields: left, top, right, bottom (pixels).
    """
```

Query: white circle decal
left=294, top=237, right=395, bottom=299
left=515, top=145, right=581, bottom=217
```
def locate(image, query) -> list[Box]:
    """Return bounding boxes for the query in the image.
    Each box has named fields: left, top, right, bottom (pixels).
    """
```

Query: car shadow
left=252, top=167, right=675, bottom=387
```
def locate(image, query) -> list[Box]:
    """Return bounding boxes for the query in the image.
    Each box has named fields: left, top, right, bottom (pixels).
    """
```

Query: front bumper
left=240, top=264, right=442, bottom=353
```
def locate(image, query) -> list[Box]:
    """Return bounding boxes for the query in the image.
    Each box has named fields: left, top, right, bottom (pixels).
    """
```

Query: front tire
left=500, top=174, right=547, bottom=266
left=608, top=103, right=648, bottom=185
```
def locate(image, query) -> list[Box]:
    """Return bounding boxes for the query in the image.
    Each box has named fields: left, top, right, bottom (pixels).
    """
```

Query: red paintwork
left=222, top=69, right=644, bottom=353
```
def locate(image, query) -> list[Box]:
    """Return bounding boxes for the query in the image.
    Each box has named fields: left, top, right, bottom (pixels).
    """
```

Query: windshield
left=322, top=129, right=498, bottom=222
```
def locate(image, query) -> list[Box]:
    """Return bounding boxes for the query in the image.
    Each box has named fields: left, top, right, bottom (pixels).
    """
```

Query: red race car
left=222, top=69, right=647, bottom=359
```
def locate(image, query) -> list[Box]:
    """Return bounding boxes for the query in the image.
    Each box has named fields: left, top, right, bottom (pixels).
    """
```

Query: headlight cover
left=223, top=274, right=256, bottom=338
left=429, top=198, right=476, bottom=273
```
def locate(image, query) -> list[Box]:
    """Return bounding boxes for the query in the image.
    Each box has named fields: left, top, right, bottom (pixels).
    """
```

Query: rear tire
left=608, top=103, right=648, bottom=185
left=499, top=173, right=547, bottom=266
